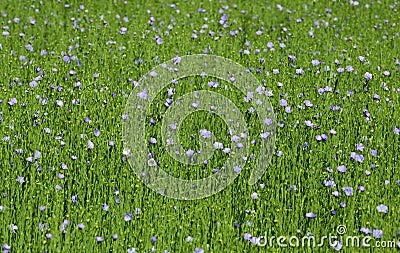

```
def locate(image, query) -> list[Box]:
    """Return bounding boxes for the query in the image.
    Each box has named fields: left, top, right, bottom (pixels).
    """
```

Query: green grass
left=0, top=0, right=399, bottom=252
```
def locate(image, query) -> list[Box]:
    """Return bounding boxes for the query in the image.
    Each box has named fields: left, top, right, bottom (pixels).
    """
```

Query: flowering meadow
left=1, top=0, right=400, bottom=252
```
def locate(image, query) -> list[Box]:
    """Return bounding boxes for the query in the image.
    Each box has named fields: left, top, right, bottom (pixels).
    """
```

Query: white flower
left=122, top=148, right=131, bottom=157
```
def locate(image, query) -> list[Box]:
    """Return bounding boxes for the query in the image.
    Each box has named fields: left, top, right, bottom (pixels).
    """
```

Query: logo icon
left=123, top=54, right=276, bottom=200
